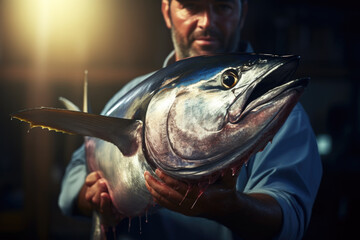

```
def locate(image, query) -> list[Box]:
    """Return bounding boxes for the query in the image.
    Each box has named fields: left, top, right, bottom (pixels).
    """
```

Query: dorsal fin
left=83, top=70, right=89, bottom=113
left=58, top=70, right=90, bottom=112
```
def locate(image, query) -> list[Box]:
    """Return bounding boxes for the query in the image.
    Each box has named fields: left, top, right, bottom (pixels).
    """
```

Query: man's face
left=162, top=0, right=246, bottom=61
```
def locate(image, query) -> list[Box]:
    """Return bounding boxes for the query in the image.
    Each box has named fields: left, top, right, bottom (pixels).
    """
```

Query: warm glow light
left=5, top=0, right=112, bottom=65
left=2, top=0, right=171, bottom=84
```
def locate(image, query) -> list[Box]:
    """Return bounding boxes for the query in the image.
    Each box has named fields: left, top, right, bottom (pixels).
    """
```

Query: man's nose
left=198, top=7, right=215, bottom=29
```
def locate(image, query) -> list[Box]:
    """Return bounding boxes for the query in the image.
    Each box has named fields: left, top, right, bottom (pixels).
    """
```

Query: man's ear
left=239, top=0, right=248, bottom=30
left=162, top=0, right=172, bottom=29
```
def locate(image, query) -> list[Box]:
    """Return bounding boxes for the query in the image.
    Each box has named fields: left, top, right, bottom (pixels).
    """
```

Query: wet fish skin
left=11, top=53, right=309, bottom=218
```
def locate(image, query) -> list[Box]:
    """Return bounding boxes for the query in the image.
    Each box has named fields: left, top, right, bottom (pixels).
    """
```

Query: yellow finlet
left=11, top=115, right=74, bottom=135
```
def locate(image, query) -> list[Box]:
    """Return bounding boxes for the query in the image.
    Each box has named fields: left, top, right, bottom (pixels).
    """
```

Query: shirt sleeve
left=58, top=144, right=87, bottom=217
left=243, top=104, right=322, bottom=240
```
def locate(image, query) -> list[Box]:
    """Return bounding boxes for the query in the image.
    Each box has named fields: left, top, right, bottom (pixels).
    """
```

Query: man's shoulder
left=101, top=71, right=156, bottom=114
left=271, top=103, right=314, bottom=146
left=286, top=103, right=310, bottom=126
left=119, top=71, right=156, bottom=96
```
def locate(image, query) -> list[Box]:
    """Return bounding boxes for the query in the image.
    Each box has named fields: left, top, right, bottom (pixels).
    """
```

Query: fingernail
left=155, top=169, right=161, bottom=176
left=144, top=172, right=149, bottom=180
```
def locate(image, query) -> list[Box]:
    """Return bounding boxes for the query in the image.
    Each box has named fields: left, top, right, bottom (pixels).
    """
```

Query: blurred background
left=0, top=0, right=359, bottom=239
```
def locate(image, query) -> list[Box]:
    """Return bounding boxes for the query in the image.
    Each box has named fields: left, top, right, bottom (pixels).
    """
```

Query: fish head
left=145, top=53, right=309, bottom=182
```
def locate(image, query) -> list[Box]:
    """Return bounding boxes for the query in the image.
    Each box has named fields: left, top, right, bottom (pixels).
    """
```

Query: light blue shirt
left=58, top=49, right=322, bottom=240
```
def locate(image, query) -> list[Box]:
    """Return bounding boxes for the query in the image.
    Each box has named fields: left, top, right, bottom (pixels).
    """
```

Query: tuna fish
left=11, top=53, right=308, bottom=219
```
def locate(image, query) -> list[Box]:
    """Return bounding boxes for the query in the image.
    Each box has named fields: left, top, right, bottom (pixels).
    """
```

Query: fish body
left=12, top=53, right=309, bottom=218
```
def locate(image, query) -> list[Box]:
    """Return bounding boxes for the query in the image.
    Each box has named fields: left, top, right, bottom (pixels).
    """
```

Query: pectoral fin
left=11, top=107, right=143, bottom=156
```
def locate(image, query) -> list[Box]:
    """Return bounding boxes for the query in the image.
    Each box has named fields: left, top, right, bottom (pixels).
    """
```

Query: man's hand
left=144, top=168, right=282, bottom=239
left=77, top=171, right=123, bottom=226
left=144, top=168, right=238, bottom=218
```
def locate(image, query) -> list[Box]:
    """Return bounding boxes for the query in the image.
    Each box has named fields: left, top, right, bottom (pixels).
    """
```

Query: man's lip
left=195, top=36, right=217, bottom=41
left=194, top=37, right=219, bottom=45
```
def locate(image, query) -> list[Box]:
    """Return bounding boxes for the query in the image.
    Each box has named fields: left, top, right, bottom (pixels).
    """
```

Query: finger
left=85, top=178, right=106, bottom=197
left=85, top=184, right=97, bottom=202
left=153, top=169, right=203, bottom=203
left=100, top=193, right=122, bottom=226
left=91, top=191, right=101, bottom=206
left=98, top=179, right=109, bottom=192
left=145, top=175, right=204, bottom=216
left=100, top=192, right=111, bottom=215
left=84, top=187, right=94, bottom=203
left=92, top=180, right=109, bottom=205
left=144, top=175, right=177, bottom=209
left=155, top=169, right=190, bottom=195
left=144, top=171, right=183, bottom=204
left=85, top=171, right=101, bottom=186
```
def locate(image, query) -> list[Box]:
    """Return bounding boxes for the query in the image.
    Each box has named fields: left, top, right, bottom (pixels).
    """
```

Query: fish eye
left=221, top=69, right=239, bottom=89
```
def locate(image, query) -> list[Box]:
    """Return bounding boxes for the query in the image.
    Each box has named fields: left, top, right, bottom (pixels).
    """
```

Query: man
left=58, top=0, right=322, bottom=239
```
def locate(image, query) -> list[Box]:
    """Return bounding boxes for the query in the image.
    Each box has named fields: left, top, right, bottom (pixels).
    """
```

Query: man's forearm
left=209, top=191, right=283, bottom=240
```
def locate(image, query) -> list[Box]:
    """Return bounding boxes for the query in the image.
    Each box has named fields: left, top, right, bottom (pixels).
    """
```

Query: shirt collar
left=162, top=41, right=253, bottom=68
left=162, top=50, right=176, bottom=68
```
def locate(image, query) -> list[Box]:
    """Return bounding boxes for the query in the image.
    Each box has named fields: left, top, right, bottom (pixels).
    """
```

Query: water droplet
left=139, top=215, right=142, bottom=235
left=112, top=226, right=117, bottom=239
left=258, top=58, right=268, bottom=64
left=128, top=217, right=132, bottom=232
left=100, top=224, right=107, bottom=239
left=231, top=166, right=241, bottom=177
left=231, top=167, right=236, bottom=176
left=145, top=209, right=149, bottom=223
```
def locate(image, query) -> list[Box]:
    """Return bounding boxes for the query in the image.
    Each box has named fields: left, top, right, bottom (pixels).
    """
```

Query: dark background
left=0, top=0, right=359, bottom=239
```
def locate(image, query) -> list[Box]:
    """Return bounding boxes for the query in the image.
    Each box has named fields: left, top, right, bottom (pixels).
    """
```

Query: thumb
left=100, top=192, right=111, bottom=215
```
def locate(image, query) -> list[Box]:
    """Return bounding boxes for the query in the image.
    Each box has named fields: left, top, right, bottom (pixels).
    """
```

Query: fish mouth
left=228, top=56, right=309, bottom=123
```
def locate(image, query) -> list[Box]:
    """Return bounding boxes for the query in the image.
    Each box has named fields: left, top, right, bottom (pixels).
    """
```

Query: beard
left=171, top=25, right=241, bottom=60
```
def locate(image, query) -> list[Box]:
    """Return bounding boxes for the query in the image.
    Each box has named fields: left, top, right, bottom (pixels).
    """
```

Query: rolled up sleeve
left=58, top=144, right=87, bottom=217
left=243, top=104, right=322, bottom=240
